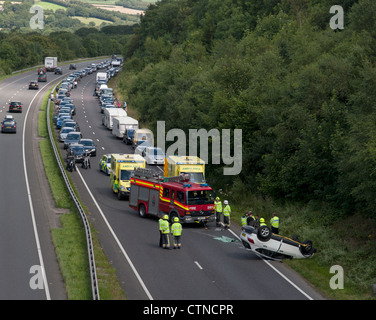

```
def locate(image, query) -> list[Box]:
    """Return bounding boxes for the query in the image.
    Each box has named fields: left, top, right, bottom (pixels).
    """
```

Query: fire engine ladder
left=133, top=168, right=161, bottom=181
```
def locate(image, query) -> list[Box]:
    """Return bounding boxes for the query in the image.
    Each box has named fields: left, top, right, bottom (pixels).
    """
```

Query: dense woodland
left=116, top=0, right=376, bottom=218
left=1, top=0, right=375, bottom=220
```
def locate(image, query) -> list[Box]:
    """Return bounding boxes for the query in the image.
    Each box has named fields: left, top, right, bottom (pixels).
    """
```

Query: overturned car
left=240, top=225, right=316, bottom=260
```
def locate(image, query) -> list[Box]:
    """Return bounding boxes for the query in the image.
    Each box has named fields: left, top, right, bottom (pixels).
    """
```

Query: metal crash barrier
left=46, top=83, right=100, bottom=300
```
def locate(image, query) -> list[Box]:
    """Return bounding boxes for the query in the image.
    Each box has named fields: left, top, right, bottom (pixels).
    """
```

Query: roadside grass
left=38, top=89, right=126, bottom=299
left=109, top=72, right=140, bottom=121
left=223, top=177, right=376, bottom=300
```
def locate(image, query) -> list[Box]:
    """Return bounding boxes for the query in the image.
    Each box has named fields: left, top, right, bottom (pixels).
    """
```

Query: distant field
left=92, top=4, right=144, bottom=15
left=35, top=1, right=148, bottom=15
left=72, top=16, right=112, bottom=26
left=36, top=1, right=67, bottom=11
left=81, top=0, right=158, bottom=3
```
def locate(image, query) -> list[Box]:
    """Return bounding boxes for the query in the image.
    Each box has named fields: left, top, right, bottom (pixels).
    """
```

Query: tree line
left=116, top=0, right=376, bottom=217
left=0, top=26, right=134, bottom=75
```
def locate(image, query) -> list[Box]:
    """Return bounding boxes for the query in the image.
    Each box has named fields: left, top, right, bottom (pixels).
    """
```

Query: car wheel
left=138, top=204, right=146, bottom=218
left=257, top=226, right=272, bottom=241
left=169, top=211, right=178, bottom=223
left=300, top=240, right=315, bottom=256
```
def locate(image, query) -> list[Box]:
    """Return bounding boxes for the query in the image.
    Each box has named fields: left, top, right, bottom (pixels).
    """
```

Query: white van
left=112, top=116, right=139, bottom=138
left=103, top=108, right=127, bottom=130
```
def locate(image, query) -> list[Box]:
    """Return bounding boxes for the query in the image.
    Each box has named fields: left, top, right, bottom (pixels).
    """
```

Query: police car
left=99, top=154, right=112, bottom=175
left=240, top=225, right=316, bottom=260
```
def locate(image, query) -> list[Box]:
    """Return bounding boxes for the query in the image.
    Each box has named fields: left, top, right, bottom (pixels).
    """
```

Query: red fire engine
left=129, top=168, right=215, bottom=223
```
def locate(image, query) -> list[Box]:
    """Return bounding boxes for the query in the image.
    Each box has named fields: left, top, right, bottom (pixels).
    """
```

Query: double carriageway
left=0, top=63, right=324, bottom=300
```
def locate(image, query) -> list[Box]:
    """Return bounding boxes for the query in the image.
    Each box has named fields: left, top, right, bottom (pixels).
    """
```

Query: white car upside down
left=240, top=225, right=316, bottom=260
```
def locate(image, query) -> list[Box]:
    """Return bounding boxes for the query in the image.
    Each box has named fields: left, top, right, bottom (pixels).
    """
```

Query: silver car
left=142, top=147, right=165, bottom=165
left=59, top=127, right=75, bottom=142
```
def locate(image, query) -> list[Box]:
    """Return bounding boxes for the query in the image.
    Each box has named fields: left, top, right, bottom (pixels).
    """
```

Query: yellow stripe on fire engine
left=160, top=196, right=170, bottom=203
left=133, top=179, right=160, bottom=189
left=174, top=201, right=189, bottom=210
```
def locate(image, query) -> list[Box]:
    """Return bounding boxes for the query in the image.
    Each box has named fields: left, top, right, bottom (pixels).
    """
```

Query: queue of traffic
left=52, top=61, right=107, bottom=171
left=50, top=58, right=316, bottom=260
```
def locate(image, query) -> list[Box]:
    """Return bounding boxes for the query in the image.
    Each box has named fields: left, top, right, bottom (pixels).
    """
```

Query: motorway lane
left=63, top=71, right=325, bottom=300
left=0, top=60, right=103, bottom=299
left=0, top=71, right=58, bottom=299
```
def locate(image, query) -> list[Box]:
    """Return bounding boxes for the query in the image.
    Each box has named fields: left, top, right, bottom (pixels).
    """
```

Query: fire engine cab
left=129, top=168, right=215, bottom=223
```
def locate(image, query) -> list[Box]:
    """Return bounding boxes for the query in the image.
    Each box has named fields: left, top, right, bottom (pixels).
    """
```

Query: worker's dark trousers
left=173, top=235, right=181, bottom=248
left=271, top=227, right=279, bottom=234
left=216, top=211, right=222, bottom=225
left=223, top=215, right=230, bottom=228
left=162, top=233, right=170, bottom=248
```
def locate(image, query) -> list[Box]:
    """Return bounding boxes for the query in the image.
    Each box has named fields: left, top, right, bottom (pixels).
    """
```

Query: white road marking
left=194, top=261, right=203, bottom=270
left=23, top=89, right=51, bottom=300
left=226, top=228, right=314, bottom=300
left=76, top=169, right=153, bottom=300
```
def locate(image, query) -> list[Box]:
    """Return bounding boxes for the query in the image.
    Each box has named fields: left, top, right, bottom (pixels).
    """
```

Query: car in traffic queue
left=64, top=131, right=82, bottom=149
left=59, top=106, right=73, bottom=116
left=61, top=103, right=76, bottom=116
left=134, top=145, right=149, bottom=157
left=60, top=120, right=79, bottom=132
left=59, top=127, right=75, bottom=142
left=66, top=143, right=85, bottom=163
left=240, top=225, right=316, bottom=260
left=56, top=115, right=72, bottom=129
left=29, top=81, right=39, bottom=90
left=142, top=147, right=165, bottom=165
left=1, top=117, right=17, bottom=133
left=60, top=81, right=71, bottom=91
left=99, top=154, right=112, bottom=175
left=9, top=101, right=22, bottom=113
left=53, top=109, right=71, bottom=124
left=101, top=103, right=115, bottom=114
left=79, top=138, right=97, bottom=157
left=123, top=129, right=135, bottom=145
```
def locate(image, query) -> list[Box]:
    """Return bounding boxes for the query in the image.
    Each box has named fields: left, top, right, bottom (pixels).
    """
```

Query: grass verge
left=38, top=89, right=126, bottom=299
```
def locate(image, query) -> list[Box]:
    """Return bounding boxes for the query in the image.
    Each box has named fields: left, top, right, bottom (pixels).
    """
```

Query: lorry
left=132, top=128, right=154, bottom=148
left=103, top=108, right=127, bottom=130
left=163, top=156, right=206, bottom=183
left=44, top=57, right=58, bottom=72
left=110, top=154, right=146, bottom=200
left=96, top=72, right=108, bottom=83
left=129, top=168, right=215, bottom=223
left=112, top=116, right=139, bottom=139
left=111, top=59, right=121, bottom=68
